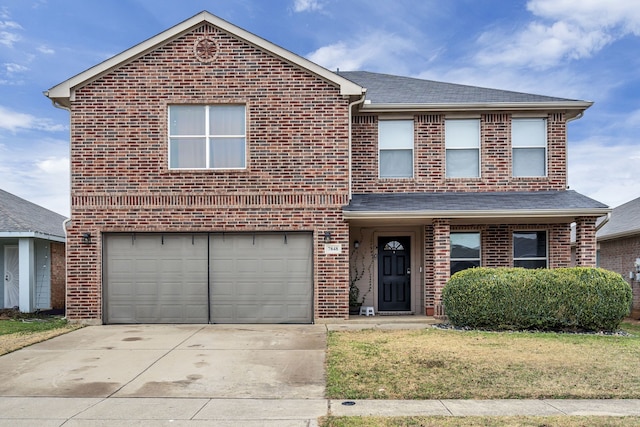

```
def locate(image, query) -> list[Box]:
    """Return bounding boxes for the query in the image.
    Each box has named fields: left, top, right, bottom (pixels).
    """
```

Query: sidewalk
left=0, top=397, right=639, bottom=425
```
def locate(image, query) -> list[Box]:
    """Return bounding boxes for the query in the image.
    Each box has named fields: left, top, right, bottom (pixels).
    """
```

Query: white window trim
left=513, top=230, right=548, bottom=268
left=512, top=118, right=547, bottom=178
left=168, top=105, right=247, bottom=170
left=378, top=119, right=414, bottom=179
left=445, top=119, right=481, bottom=179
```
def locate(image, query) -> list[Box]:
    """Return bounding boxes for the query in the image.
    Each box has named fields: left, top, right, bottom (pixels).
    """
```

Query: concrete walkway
left=0, top=319, right=638, bottom=425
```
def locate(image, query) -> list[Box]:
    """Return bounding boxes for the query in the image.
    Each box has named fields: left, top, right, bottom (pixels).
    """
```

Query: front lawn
left=320, top=416, right=640, bottom=427
left=0, top=311, right=81, bottom=356
left=326, top=322, right=640, bottom=400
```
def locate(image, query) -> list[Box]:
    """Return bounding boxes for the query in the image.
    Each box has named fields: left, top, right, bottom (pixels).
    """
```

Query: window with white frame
left=450, top=232, right=481, bottom=275
left=512, top=118, right=546, bottom=177
left=379, top=119, right=414, bottom=178
left=513, top=231, right=547, bottom=268
left=445, top=119, right=480, bottom=178
left=169, top=105, right=246, bottom=169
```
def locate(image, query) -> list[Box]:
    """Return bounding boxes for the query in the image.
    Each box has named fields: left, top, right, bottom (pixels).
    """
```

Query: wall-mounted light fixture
left=354, top=240, right=360, bottom=249
left=82, top=233, right=92, bottom=244
left=323, top=231, right=331, bottom=243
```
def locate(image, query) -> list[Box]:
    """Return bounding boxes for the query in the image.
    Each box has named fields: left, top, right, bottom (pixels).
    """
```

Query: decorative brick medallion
left=194, top=36, right=218, bottom=62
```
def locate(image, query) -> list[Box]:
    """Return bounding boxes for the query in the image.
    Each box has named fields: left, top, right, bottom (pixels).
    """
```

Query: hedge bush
left=442, top=267, right=632, bottom=331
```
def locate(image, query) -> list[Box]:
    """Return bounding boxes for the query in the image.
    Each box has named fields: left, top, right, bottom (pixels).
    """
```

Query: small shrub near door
left=442, top=267, right=632, bottom=331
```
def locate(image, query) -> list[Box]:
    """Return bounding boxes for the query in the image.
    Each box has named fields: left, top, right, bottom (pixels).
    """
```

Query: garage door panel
left=104, top=234, right=208, bottom=324
left=209, top=233, right=312, bottom=324
left=105, top=232, right=312, bottom=324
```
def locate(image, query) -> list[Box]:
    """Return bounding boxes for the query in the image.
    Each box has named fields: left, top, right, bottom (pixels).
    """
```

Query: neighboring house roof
left=45, top=11, right=364, bottom=108
left=597, top=196, right=640, bottom=241
left=340, top=71, right=592, bottom=118
left=0, top=189, right=67, bottom=241
left=343, top=190, right=609, bottom=220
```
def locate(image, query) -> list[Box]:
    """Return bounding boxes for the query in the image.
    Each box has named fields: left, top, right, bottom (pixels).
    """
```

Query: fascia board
left=343, top=208, right=610, bottom=220
left=358, top=101, right=594, bottom=116
left=46, top=11, right=364, bottom=105
left=0, top=231, right=66, bottom=242
left=597, top=229, right=640, bottom=242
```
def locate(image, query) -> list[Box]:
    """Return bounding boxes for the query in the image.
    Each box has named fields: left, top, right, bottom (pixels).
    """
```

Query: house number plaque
left=324, top=243, right=342, bottom=254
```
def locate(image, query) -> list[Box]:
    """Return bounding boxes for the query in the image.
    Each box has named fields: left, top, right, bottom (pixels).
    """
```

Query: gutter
left=348, top=92, right=367, bottom=201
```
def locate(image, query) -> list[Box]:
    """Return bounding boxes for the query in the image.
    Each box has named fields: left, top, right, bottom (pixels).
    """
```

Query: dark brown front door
left=378, top=236, right=411, bottom=311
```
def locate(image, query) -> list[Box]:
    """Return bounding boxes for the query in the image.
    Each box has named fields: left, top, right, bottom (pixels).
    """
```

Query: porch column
left=575, top=216, right=597, bottom=267
left=433, top=218, right=450, bottom=318
left=18, top=238, right=35, bottom=313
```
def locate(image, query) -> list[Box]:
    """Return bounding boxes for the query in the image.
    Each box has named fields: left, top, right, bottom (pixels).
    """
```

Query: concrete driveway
left=0, top=324, right=328, bottom=425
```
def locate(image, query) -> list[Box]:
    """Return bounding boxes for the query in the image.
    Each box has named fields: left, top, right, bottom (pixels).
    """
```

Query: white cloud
left=293, top=0, right=323, bottom=13
left=307, top=31, right=417, bottom=73
left=0, top=105, right=66, bottom=132
left=0, top=30, right=20, bottom=47
left=0, top=140, right=70, bottom=216
left=4, top=62, right=28, bottom=74
left=569, top=139, right=640, bottom=207
left=0, top=20, right=22, bottom=30
left=475, top=0, right=640, bottom=70
left=37, top=45, right=54, bottom=54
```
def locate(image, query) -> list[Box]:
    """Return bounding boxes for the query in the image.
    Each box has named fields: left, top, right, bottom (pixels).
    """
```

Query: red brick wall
left=352, top=113, right=567, bottom=192
left=598, top=236, right=640, bottom=317
left=50, top=242, right=66, bottom=310
left=425, top=222, right=572, bottom=315
left=66, top=24, right=351, bottom=321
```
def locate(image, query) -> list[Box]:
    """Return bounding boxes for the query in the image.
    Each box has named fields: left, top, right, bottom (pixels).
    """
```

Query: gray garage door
left=103, top=233, right=313, bottom=324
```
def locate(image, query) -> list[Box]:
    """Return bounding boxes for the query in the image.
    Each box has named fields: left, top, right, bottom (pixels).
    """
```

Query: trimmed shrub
left=442, top=267, right=632, bottom=331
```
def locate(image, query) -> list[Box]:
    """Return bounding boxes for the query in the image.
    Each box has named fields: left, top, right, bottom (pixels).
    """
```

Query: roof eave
left=597, top=229, right=640, bottom=242
left=0, top=231, right=66, bottom=242
left=343, top=207, right=610, bottom=220
left=45, top=11, right=364, bottom=106
left=359, top=101, right=593, bottom=118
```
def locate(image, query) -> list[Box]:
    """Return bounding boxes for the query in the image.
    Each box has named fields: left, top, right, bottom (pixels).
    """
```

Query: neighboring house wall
left=65, top=23, right=350, bottom=320
left=351, top=113, right=567, bottom=192
left=50, top=241, right=65, bottom=310
left=598, top=236, right=640, bottom=317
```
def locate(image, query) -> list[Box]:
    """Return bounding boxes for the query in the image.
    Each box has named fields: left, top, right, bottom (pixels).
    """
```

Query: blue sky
left=1, top=0, right=640, bottom=216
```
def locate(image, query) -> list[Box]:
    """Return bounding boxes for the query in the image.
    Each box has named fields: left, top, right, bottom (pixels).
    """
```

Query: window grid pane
left=379, top=120, right=414, bottom=178
left=450, top=232, right=481, bottom=275
left=512, top=119, right=546, bottom=148
left=446, top=149, right=479, bottom=178
left=169, top=105, right=246, bottom=169
left=513, top=231, right=547, bottom=269
left=445, top=119, right=480, bottom=149
left=513, top=148, right=546, bottom=177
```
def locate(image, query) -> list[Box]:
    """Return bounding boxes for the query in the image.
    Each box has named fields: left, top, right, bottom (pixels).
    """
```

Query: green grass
left=0, top=317, right=70, bottom=335
left=327, top=322, right=640, bottom=400
left=320, top=416, right=640, bottom=427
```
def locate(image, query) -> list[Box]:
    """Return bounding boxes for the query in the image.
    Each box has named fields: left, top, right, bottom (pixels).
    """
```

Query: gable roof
left=45, top=11, right=364, bottom=108
left=344, top=190, right=609, bottom=221
left=597, top=196, right=640, bottom=241
left=340, top=71, right=592, bottom=118
left=0, top=189, right=67, bottom=241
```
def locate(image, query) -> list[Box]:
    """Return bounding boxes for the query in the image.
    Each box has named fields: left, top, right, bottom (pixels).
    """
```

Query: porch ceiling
left=343, top=190, right=610, bottom=223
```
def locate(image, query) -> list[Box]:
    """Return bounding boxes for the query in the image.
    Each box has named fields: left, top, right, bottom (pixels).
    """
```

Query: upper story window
left=169, top=105, right=246, bottom=169
left=445, top=119, right=480, bottom=178
left=513, top=231, right=547, bottom=269
left=450, top=232, right=481, bottom=275
left=379, top=120, right=414, bottom=178
left=512, top=118, right=546, bottom=177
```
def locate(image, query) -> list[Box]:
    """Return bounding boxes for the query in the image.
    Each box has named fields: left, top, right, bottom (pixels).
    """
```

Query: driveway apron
left=0, top=324, right=326, bottom=399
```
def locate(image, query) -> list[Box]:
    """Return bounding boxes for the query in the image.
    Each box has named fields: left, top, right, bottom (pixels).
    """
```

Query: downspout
left=348, top=92, right=367, bottom=201
left=565, top=111, right=584, bottom=191
left=46, top=94, right=72, bottom=317
left=595, top=212, right=611, bottom=232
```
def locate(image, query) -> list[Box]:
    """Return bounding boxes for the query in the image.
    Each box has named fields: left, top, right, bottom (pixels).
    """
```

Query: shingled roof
left=344, top=190, right=609, bottom=220
left=597, top=197, right=640, bottom=241
left=339, top=71, right=592, bottom=118
left=0, top=189, right=67, bottom=241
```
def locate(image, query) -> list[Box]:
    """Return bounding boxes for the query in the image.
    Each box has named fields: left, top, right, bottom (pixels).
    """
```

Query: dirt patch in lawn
left=0, top=325, right=81, bottom=356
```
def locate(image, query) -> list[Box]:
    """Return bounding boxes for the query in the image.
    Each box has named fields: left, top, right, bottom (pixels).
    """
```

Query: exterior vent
left=352, top=115, right=376, bottom=124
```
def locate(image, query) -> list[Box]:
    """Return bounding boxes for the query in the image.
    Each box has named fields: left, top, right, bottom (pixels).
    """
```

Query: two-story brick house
left=46, top=11, right=608, bottom=324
